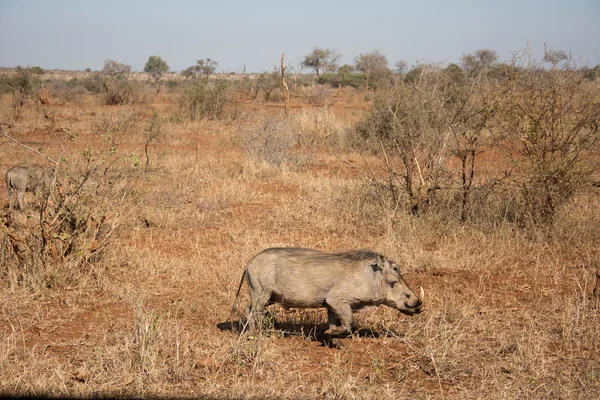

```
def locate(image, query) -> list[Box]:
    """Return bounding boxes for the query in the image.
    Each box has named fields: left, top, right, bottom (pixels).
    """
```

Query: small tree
left=256, top=69, right=281, bottom=102
left=543, top=46, right=568, bottom=67
left=101, top=59, right=132, bottom=79
left=100, top=59, right=135, bottom=105
left=181, top=59, right=218, bottom=81
left=394, top=60, right=408, bottom=76
left=1, top=66, right=44, bottom=121
left=181, top=66, right=199, bottom=79
left=143, top=55, right=169, bottom=93
left=302, top=47, right=341, bottom=78
left=460, top=49, right=498, bottom=76
left=197, top=59, right=218, bottom=81
left=287, top=58, right=305, bottom=90
left=355, top=50, right=389, bottom=91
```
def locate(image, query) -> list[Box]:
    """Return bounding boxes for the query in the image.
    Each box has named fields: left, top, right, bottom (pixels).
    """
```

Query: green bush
left=0, top=66, right=43, bottom=95
left=67, top=74, right=105, bottom=94
left=318, top=72, right=366, bottom=89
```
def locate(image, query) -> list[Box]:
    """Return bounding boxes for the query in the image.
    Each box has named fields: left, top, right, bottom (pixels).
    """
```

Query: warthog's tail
left=228, top=269, right=247, bottom=321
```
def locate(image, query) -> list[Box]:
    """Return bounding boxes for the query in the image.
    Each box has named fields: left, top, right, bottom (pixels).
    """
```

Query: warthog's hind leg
left=6, top=187, right=13, bottom=210
left=17, top=191, right=25, bottom=211
left=247, top=290, right=272, bottom=334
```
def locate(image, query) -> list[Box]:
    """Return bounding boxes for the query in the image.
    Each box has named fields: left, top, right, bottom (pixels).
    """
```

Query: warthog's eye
left=392, top=265, right=399, bottom=272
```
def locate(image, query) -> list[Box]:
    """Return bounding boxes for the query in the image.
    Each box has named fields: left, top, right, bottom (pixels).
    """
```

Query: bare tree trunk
left=281, top=53, right=290, bottom=116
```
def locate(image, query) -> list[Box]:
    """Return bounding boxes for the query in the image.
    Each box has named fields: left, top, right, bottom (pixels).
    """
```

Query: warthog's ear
left=371, top=254, right=385, bottom=272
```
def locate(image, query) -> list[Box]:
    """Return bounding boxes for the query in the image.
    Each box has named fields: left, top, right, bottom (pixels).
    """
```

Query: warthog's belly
left=271, top=291, right=326, bottom=309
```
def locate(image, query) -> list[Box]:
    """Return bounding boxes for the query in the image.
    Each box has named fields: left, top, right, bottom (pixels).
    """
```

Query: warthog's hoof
left=324, top=328, right=347, bottom=337
left=325, top=337, right=345, bottom=349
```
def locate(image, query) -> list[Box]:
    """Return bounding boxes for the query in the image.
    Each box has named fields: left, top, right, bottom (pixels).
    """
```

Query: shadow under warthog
left=217, top=319, right=400, bottom=347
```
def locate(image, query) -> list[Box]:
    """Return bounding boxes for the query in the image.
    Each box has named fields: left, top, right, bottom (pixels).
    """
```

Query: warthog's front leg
left=324, top=301, right=353, bottom=337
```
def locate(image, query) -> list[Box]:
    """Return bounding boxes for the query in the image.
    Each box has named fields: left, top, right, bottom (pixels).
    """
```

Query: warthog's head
left=373, top=255, right=423, bottom=315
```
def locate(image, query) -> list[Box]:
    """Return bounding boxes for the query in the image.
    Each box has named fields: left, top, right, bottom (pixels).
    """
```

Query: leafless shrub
left=10, top=89, right=27, bottom=121
left=496, top=52, right=600, bottom=224
left=255, top=70, right=280, bottom=102
left=49, top=82, right=88, bottom=105
left=242, top=117, right=306, bottom=167
left=350, top=51, right=600, bottom=228
left=300, top=85, right=332, bottom=106
left=92, top=108, right=141, bottom=141
left=350, top=72, right=451, bottom=217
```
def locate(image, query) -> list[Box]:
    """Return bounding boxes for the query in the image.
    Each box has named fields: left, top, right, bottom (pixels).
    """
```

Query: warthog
left=231, top=248, right=423, bottom=337
left=5, top=164, right=52, bottom=210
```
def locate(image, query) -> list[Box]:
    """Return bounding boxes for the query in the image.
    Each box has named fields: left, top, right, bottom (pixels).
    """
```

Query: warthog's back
left=6, top=165, right=48, bottom=191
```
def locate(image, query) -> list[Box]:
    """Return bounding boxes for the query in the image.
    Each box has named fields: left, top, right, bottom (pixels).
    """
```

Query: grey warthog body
left=232, top=247, right=423, bottom=336
left=5, top=164, right=52, bottom=210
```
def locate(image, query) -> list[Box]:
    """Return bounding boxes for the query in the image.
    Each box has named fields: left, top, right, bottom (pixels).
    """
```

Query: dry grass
left=0, top=86, right=599, bottom=399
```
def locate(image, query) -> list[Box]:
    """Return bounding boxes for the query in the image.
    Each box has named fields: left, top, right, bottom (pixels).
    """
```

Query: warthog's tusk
left=419, top=286, right=425, bottom=301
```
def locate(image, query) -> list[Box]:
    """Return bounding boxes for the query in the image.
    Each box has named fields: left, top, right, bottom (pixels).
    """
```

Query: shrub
left=178, top=80, right=230, bottom=121
left=299, top=85, right=332, bottom=106
left=350, top=68, right=495, bottom=218
left=0, top=67, right=44, bottom=120
left=291, top=108, right=346, bottom=147
left=496, top=60, right=600, bottom=224
left=242, top=117, right=300, bottom=166
left=318, top=72, right=366, bottom=89
left=49, top=81, right=88, bottom=104
left=101, top=80, right=140, bottom=105
left=67, top=74, right=105, bottom=94
left=256, top=70, right=281, bottom=102
left=0, top=133, right=135, bottom=291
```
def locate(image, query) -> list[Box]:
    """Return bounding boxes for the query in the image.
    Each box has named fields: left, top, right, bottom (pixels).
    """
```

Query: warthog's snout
left=400, top=286, right=424, bottom=315
left=400, top=298, right=422, bottom=315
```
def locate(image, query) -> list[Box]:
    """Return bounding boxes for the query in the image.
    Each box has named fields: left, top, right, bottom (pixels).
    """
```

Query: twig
left=429, top=349, right=444, bottom=399
left=1, top=128, right=59, bottom=166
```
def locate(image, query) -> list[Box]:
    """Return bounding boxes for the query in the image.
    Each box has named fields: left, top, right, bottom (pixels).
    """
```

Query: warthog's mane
left=327, top=249, right=382, bottom=262
left=267, top=248, right=383, bottom=263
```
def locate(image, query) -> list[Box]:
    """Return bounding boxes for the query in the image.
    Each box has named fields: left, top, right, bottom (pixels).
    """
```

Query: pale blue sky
left=0, top=0, right=598, bottom=73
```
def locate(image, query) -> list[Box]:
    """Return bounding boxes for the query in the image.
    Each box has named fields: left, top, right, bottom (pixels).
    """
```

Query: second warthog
left=232, top=247, right=423, bottom=336
left=5, top=164, right=53, bottom=210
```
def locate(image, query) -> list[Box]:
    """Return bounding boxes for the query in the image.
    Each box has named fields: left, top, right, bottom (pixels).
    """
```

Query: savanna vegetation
left=0, top=47, right=599, bottom=399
